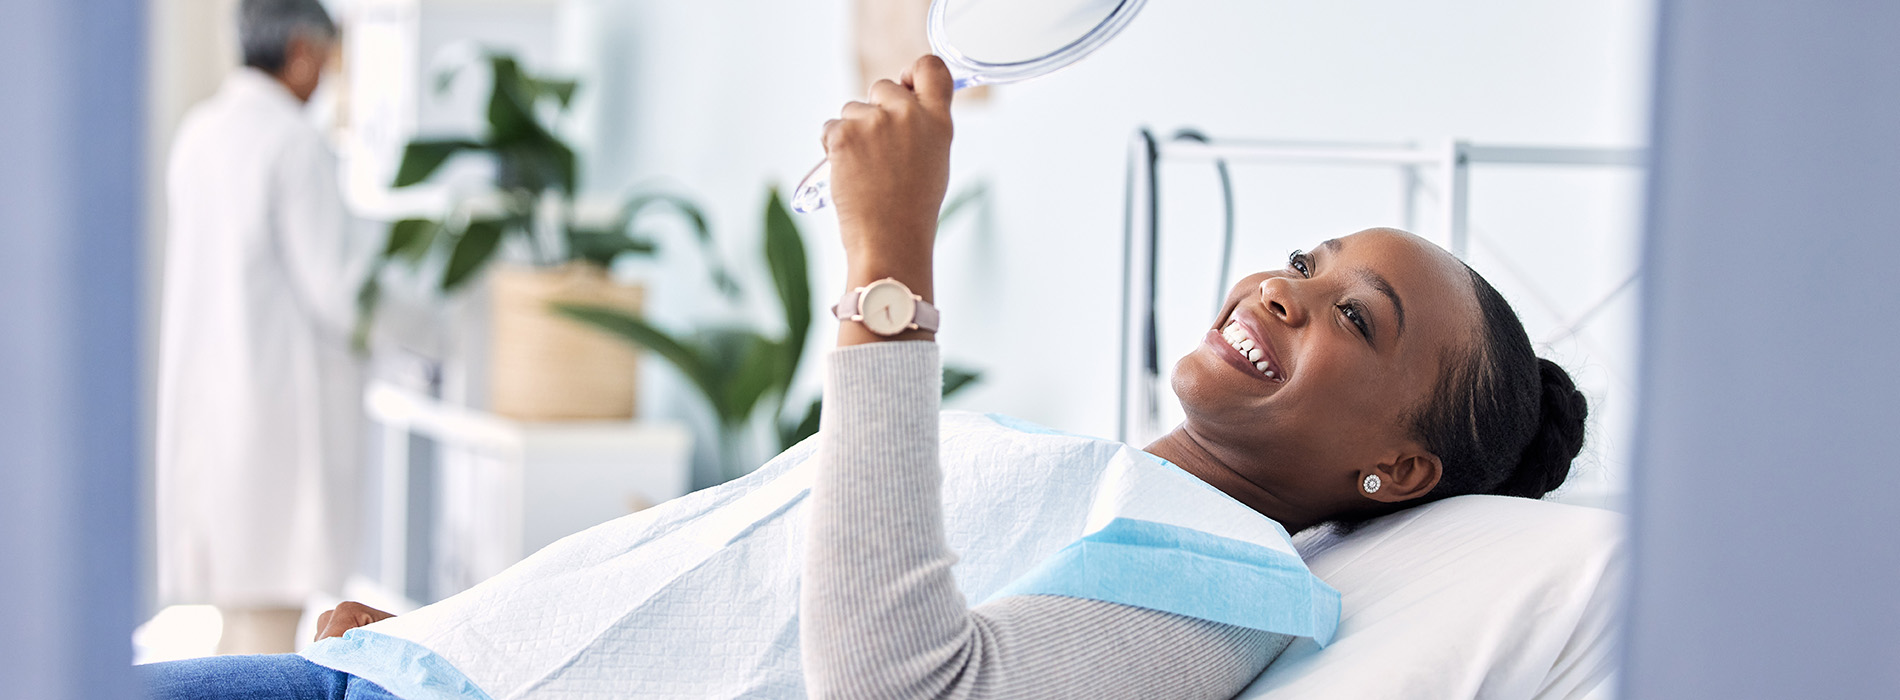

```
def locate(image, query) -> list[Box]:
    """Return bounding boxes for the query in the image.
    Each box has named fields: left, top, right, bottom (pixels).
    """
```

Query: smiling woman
left=140, top=57, right=1588, bottom=700
left=1159, top=228, right=1587, bottom=533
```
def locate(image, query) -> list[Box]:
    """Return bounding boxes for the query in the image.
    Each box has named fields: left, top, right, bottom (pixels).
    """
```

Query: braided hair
left=1410, top=265, right=1589, bottom=500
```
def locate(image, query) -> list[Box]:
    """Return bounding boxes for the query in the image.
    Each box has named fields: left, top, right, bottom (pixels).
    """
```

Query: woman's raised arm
left=801, top=55, right=1287, bottom=700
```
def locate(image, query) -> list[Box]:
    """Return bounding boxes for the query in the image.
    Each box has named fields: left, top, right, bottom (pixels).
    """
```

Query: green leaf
left=567, top=228, right=656, bottom=267
left=621, top=193, right=709, bottom=240
left=351, top=271, right=382, bottom=354
left=440, top=218, right=504, bottom=291
left=781, top=397, right=823, bottom=450
left=551, top=138, right=577, bottom=193
left=486, top=55, right=541, bottom=143
left=432, top=57, right=472, bottom=95
left=762, top=187, right=811, bottom=387
left=943, top=365, right=981, bottom=400
left=530, top=77, right=578, bottom=108
left=554, top=308, right=752, bottom=431
left=708, top=332, right=785, bottom=430
left=621, top=192, right=740, bottom=299
left=385, top=218, right=439, bottom=263
left=393, top=140, right=481, bottom=187
left=494, top=137, right=576, bottom=193
left=709, top=269, right=743, bottom=299
left=938, top=181, right=988, bottom=228
left=553, top=304, right=723, bottom=416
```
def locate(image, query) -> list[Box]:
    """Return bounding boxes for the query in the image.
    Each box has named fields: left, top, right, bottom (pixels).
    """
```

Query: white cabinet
left=364, top=380, right=693, bottom=602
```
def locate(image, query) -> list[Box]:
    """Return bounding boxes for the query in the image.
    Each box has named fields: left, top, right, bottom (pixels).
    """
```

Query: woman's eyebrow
left=1316, top=238, right=1407, bottom=338
left=1359, top=269, right=1407, bottom=338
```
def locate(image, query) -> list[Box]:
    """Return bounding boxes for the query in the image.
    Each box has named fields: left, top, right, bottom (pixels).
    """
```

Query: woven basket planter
left=489, top=263, right=643, bottom=421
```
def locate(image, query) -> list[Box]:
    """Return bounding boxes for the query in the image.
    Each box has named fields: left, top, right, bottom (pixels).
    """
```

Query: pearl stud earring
left=1362, top=474, right=1382, bottom=494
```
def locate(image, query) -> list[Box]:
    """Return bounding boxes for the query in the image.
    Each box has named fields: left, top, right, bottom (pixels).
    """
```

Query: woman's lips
left=1231, top=309, right=1287, bottom=379
left=1203, top=329, right=1270, bottom=382
left=1204, top=317, right=1286, bottom=384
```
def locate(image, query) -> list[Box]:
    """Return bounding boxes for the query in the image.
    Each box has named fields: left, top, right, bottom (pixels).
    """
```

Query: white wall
left=564, top=0, right=1654, bottom=490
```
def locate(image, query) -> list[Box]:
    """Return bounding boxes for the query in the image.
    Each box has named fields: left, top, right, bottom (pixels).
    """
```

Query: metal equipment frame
left=1118, top=134, right=1645, bottom=445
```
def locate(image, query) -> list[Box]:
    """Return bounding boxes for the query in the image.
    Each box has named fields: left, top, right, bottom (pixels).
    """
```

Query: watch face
left=859, top=281, right=917, bottom=336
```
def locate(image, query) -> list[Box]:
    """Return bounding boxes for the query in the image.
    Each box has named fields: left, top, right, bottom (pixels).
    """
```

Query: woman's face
left=1169, top=228, right=1481, bottom=526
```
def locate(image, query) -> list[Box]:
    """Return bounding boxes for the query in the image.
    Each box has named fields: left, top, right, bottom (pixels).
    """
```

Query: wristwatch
left=833, top=278, right=940, bottom=336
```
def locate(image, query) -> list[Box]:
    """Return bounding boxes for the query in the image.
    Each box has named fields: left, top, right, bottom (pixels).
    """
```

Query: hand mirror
left=790, top=0, right=1150, bottom=213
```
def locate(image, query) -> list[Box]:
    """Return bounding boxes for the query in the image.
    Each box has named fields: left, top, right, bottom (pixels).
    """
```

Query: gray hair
left=239, top=0, right=337, bottom=73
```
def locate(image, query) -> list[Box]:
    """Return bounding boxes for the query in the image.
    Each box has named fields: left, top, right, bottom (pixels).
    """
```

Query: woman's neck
left=1143, top=426, right=1320, bottom=532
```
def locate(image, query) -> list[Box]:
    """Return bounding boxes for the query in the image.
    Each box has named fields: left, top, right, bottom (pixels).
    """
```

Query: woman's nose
left=1259, top=276, right=1307, bottom=326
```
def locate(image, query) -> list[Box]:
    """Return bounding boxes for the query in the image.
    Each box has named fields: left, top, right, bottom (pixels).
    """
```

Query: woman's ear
left=1362, top=452, right=1441, bottom=503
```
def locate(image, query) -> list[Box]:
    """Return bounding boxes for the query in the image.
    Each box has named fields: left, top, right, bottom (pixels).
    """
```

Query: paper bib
left=303, top=412, right=1339, bottom=700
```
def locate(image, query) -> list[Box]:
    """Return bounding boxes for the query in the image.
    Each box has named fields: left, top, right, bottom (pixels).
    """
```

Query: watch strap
left=832, top=280, right=940, bottom=334
left=911, top=298, right=939, bottom=332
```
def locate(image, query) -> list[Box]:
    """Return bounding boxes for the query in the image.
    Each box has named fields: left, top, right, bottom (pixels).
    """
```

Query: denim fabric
left=141, top=653, right=399, bottom=700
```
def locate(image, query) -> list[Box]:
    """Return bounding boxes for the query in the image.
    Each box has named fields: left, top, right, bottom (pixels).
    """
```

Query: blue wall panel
left=1626, top=2, right=1900, bottom=697
left=0, top=0, right=146, bottom=697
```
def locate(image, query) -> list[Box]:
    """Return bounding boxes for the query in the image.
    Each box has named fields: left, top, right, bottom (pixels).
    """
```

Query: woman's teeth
left=1221, top=321, right=1280, bottom=380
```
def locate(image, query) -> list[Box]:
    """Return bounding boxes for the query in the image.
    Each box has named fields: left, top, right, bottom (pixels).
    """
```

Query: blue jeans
left=140, top=654, right=399, bottom=700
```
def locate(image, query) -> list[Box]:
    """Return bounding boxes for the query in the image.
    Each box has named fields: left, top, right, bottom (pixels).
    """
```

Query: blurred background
left=15, top=1, right=1900, bottom=698
left=135, top=0, right=1650, bottom=664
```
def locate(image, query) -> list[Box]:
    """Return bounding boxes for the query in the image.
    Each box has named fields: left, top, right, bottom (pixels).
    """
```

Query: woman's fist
left=822, top=54, right=955, bottom=269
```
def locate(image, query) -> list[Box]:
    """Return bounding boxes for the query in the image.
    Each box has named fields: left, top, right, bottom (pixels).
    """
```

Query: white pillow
left=1238, top=495, right=1625, bottom=700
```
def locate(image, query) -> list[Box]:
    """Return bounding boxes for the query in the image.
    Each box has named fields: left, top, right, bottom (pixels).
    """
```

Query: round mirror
left=791, top=0, right=1149, bottom=213
left=934, top=0, right=1134, bottom=82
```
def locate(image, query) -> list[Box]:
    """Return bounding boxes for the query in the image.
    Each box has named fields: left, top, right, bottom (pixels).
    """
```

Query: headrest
left=1237, top=495, right=1625, bottom=700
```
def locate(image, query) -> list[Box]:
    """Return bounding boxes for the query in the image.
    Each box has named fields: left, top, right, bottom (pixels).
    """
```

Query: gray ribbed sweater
left=802, top=341, right=1292, bottom=700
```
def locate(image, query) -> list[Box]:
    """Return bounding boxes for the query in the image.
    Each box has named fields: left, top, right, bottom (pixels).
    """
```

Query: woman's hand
left=822, top=55, right=955, bottom=320
left=312, top=601, right=395, bottom=642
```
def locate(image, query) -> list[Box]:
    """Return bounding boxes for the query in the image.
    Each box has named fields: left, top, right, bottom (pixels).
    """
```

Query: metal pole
left=1440, top=140, right=1471, bottom=258
left=1159, top=140, right=1440, bottom=166
left=1119, top=129, right=1159, bottom=444
left=379, top=418, right=410, bottom=599
left=1400, top=163, right=1420, bottom=232
left=1462, top=144, right=1646, bottom=166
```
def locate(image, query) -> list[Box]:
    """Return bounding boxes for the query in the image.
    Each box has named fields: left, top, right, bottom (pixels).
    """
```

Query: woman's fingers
left=909, top=55, right=954, bottom=113
left=867, top=79, right=912, bottom=108
left=821, top=119, right=842, bottom=153
left=818, top=53, right=954, bottom=252
left=824, top=101, right=874, bottom=148
left=839, top=100, right=878, bottom=120
left=824, top=102, right=878, bottom=154
left=313, top=610, right=333, bottom=641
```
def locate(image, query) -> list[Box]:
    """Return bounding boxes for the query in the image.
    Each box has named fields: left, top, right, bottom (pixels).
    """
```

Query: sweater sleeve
left=801, top=341, right=1291, bottom=700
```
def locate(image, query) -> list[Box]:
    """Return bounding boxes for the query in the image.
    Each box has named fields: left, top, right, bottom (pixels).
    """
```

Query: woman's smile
left=1203, top=305, right=1287, bottom=383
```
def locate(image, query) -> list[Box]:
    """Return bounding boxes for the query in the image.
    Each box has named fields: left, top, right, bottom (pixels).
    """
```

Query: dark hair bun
left=1492, top=358, right=1588, bottom=498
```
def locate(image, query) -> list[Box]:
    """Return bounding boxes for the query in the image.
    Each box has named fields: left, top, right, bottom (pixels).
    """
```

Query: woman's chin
left=1193, top=331, right=1281, bottom=386
left=1172, top=347, right=1277, bottom=410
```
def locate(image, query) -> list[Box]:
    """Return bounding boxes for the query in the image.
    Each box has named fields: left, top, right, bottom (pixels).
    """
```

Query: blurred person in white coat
left=157, top=0, right=367, bottom=655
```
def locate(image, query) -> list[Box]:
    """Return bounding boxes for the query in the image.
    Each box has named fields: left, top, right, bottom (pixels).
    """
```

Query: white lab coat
left=157, top=68, right=369, bottom=607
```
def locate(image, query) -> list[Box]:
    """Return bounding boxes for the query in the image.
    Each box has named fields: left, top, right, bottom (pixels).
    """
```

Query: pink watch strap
left=912, top=299, right=940, bottom=332
left=832, top=282, right=940, bottom=333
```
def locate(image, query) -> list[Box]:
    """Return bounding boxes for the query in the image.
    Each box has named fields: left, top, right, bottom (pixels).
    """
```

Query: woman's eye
left=1288, top=250, right=1312, bottom=278
left=1338, top=302, right=1371, bottom=339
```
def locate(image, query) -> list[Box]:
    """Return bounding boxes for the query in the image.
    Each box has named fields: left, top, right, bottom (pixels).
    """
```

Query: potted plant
left=356, top=51, right=729, bottom=421
left=557, top=186, right=984, bottom=482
